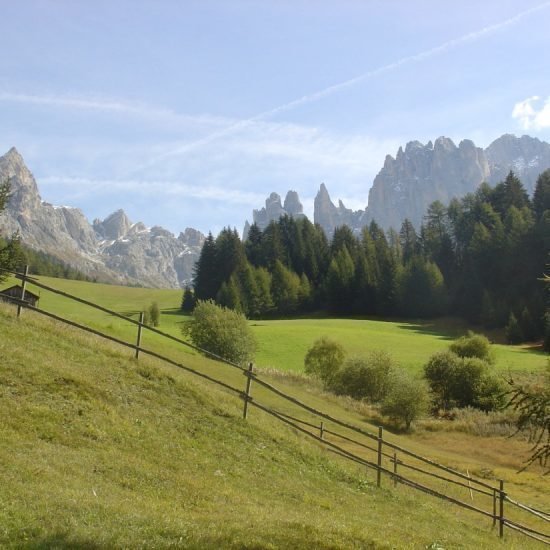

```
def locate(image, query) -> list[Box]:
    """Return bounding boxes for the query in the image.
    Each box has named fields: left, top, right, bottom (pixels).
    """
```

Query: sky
left=1, top=0, right=550, bottom=236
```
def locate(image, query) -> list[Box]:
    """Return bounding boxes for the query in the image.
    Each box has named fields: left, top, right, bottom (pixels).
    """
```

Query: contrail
left=135, top=0, right=550, bottom=172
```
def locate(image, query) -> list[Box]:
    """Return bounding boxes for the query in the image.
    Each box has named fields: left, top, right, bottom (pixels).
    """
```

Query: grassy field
left=3, top=275, right=546, bottom=377
left=0, top=301, right=547, bottom=548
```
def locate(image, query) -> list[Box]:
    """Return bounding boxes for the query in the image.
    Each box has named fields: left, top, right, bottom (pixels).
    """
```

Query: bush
left=381, top=371, right=429, bottom=430
left=304, top=336, right=345, bottom=386
left=449, top=331, right=494, bottom=364
left=183, top=300, right=256, bottom=366
left=424, top=351, right=462, bottom=411
left=424, top=351, right=504, bottom=412
left=327, top=351, right=396, bottom=403
left=149, top=301, right=160, bottom=327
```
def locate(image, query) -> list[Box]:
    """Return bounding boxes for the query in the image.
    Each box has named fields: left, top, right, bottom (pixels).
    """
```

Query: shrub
left=304, top=336, right=345, bottom=386
left=424, top=351, right=462, bottom=411
left=183, top=300, right=256, bottom=366
left=453, top=357, right=505, bottom=411
left=424, top=351, right=504, bottom=412
left=449, top=331, right=494, bottom=364
left=381, top=371, right=429, bottom=430
left=149, top=301, right=161, bottom=327
left=327, top=351, right=396, bottom=403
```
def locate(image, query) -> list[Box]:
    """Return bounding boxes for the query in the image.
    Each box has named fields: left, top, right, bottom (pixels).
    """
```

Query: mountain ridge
left=243, top=133, right=550, bottom=236
left=0, top=148, right=204, bottom=288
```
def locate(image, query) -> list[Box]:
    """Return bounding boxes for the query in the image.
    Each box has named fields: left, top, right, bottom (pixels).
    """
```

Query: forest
left=191, top=170, right=550, bottom=345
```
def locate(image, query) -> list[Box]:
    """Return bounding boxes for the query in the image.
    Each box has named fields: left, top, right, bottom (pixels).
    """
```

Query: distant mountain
left=367, top=134, right=550, bottom=230
left=0, top=148, right=204, bottom=288
left=242, top=190, right=305, bottom=239
left=243, top=134, right=550, bottom=237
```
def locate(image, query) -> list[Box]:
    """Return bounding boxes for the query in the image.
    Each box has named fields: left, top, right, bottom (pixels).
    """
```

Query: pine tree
left=181, top=286, right=195, bottom=313
left=491, top=171, right=530, bottom=216
left=326, top=246, right=355, bottom=313
left=533, top=169, right=550, bottom=219
left=244, top=223, right=264, bottom=266
left=193, top=232, right=218, bottom=300
left=216, top=277, right=242, bottom=312
left=399, top=218, right=418, bottom=263
left=271, top=260, right=300, bottom=315
left=505, top=312, right=523, bottom=344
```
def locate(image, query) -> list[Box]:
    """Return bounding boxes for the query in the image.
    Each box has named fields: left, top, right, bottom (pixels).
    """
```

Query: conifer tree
left=181, top=286, right=195, bottom=313
left=193, top=232, right=218, bottom=300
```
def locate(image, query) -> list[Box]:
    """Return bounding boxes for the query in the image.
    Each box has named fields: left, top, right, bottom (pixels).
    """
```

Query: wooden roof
left=0, top=285, right=40, bottom=300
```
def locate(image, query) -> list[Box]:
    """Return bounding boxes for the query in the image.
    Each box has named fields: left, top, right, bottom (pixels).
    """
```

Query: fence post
left=243, top=362, right=254, bottom=419
left=135, top=312, right=144, bottom=359
left=377, top=426, right=383, bottom=487
left=493, top=488, right=497, bottom=529
left=499, top=479, right=505, bottom=538
left=16, top=265, right=29, bottom=318
left=320, top=421, right=324, bottom=440
left=393, top=452, right=397, bottom=487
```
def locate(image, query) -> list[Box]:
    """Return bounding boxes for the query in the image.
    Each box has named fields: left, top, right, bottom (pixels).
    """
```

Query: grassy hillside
left=0, top=302, right=544, bottom=548
left=1, top=276, right=546, bottom=376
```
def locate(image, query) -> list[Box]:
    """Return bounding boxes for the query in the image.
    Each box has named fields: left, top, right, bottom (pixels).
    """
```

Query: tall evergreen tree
left=193, top=232, right=218, bottom=300
left=244, top=222, right=264, bottom=266
left=399, top=218, right=418, bottom=263
left=533, top=169, right=550, bottom=219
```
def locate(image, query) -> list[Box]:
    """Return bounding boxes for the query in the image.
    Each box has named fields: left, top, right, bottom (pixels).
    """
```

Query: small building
left=0, top=285, right=40, bottom=307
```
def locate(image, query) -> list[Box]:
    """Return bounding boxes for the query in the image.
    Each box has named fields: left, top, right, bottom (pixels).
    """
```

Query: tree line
left=190, top=170, right=549, bottom=342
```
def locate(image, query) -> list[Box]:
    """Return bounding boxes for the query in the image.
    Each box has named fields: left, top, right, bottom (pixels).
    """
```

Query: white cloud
left=512, top=96, right=550, bottom=130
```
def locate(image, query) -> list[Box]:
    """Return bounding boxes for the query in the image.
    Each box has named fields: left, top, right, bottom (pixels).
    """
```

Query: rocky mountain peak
left=367, top=136, right=490, bottom=230
left=314, top=183, right=365, bottom=237
left=485, top=134, right=550, bottom=192
left=179, top=227, right=205, bottom=247
left=243, top=189, right=305, bottom=239
left=0, top=148, right=205, bottom=288
left=93, top=209, right=132, bottom=241
left=0, top=146, right=42, bottom=215
left=434, top=136, right=457, bottom=153
left=283, top=190, right=303, bottom=216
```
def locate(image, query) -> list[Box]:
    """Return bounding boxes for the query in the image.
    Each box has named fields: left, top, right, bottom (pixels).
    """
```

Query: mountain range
left=1, top=133, right=549, bottom=289
left=244, top=134, right=550, bottom=236
left=0, top=148, right=204, bottom=288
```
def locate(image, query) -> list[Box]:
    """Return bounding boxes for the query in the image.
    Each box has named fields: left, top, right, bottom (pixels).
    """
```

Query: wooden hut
left=0, top=285, right=40, bottom=307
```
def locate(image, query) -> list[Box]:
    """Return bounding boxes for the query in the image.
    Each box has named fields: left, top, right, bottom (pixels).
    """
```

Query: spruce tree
left=533, top=169, right=550, bottom=219
left=193, top=232, right=218, bottom=300
left=181, top=286, right=195, bottom=313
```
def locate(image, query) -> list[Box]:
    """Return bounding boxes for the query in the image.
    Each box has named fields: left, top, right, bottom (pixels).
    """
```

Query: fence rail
left=2, top=267, right=549, bottom=545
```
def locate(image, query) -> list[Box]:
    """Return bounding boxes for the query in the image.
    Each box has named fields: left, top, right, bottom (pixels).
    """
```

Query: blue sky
left=1, top=0, right=550, bottom=236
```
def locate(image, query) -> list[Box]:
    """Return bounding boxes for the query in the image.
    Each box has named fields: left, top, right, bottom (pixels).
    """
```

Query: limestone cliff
left=0, top=148, right=204, bottom=288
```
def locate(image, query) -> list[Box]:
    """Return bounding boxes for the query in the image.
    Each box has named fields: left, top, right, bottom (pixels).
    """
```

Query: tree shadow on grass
left=395, top=321, right=461, bottom=341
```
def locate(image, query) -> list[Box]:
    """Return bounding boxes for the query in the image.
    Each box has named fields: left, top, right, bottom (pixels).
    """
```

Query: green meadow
left=1, top=276, right=549, bottom=547
left=3, top=275, right=545, bottom=376
left=0, top=301, right=547, bottom=549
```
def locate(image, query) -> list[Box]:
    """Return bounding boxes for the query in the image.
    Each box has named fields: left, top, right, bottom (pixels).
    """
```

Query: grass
left=2, top=302, right=543, bottom=548
left=2, top=276, right=546, bottom=377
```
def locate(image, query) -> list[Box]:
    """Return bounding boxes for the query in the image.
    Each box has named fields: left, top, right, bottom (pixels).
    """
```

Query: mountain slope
left=0, top=148, right=204, bottom=287
left=0, top=303, right=534, bottom=549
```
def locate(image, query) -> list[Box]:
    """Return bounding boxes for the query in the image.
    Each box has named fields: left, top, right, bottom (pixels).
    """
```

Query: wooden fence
left=2, top=267, right=549, bottom=545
